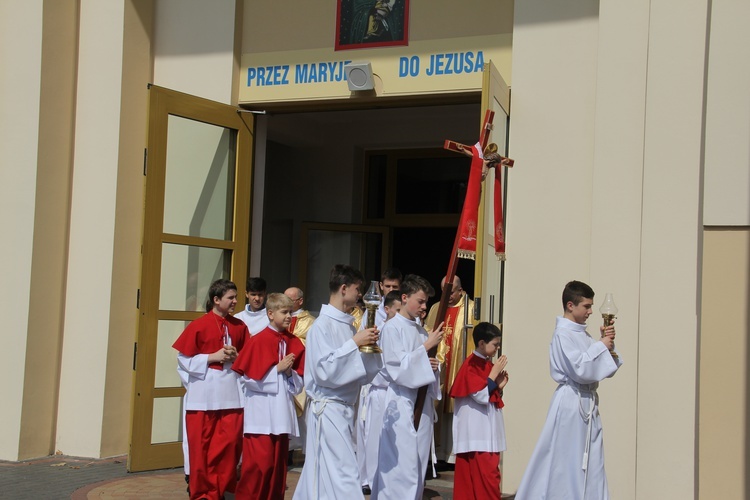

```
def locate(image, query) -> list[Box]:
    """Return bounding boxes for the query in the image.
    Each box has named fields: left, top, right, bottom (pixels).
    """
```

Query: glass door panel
left=151, top=397, right=184, bottom=444
left=158, top=244, right=231, bottom=312
left=163, top=115, right=236, bottom=240
left=299, top=223, right=389, bottom=314
left=154, top=319, right=191, bottom=388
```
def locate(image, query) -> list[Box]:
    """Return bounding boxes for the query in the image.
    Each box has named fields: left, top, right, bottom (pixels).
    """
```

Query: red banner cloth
left=456, top=143, right=505, bottom=261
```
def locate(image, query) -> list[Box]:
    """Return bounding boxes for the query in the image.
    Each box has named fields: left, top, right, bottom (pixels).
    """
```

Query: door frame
left=475, top=61, right=511, bottom=327
left=128, top=85, right=253, bottom=472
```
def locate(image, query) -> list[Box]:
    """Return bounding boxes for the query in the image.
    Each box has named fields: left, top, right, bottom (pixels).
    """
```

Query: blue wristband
left=487, top=378, right=498, bottom=394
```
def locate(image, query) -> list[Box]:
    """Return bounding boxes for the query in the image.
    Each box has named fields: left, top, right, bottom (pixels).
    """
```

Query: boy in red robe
left=449, top=322, right=509, bottom=500
left=172, top=279, right=250, bottom=500
left=232, top=293, right=306, bottom=500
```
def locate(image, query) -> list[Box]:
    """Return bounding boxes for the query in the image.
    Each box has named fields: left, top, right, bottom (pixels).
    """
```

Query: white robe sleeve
left=383, top=334, right=435, bottom=389
left=242, top=366, right=279, bottom=394
left=469, top=386, right=491, bottom=405
left=177, top=353, right=209, bottom=380
left=312, top=336, right=370, bottom=388
left=287, top=371, right=304, bottom=395
left=427, top=359, right=442, bottom=401
left=552, top=332, right=618, bottom=384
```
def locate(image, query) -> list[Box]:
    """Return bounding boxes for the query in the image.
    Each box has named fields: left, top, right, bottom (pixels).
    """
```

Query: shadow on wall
left=513, top=0, right=598, bottom=26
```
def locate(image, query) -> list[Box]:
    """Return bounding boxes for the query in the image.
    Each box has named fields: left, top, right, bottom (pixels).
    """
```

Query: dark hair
left=472, top=322, right=502, bottom=345
left=246, top=277, right=267, bottom=293
left=205, top=279, right=237, bottom=312
left=384, top=290, right=402, bottom=308
left=400, top=274, right=435, bottom=298
left=381, top=267, right=403, bottom=283
left=329, top=264, right=365, bottom=293
left=562, top=280, right=595, bottom=308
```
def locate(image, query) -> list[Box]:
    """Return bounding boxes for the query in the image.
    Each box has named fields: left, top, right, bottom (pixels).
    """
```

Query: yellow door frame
left=128, top=85, right=254, bottom=472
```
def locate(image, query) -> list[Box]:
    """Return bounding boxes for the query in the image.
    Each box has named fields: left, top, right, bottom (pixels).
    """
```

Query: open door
left=474, top=61, right=511, bottom=326
left=298, top=222, right=390, bottom=313
left=128, top=86, right=254, bottom=471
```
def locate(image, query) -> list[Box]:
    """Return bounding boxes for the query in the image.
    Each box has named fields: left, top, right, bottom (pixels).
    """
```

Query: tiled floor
left=0, top=455, right=464, bottom=499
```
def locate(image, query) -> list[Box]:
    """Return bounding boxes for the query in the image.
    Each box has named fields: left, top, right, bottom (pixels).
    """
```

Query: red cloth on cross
left=456, top=143, right=485, bottom=260
left=456, top=143, right=506, bottom=261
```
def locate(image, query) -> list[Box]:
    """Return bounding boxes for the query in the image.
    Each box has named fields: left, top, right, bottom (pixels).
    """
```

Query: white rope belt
left=569, top=383, right=598, bottom=500
left=308, top=396, right=354, bottom=497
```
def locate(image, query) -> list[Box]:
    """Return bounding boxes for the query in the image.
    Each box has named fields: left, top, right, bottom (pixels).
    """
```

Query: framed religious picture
left=335, top=0, right=409, bottom=50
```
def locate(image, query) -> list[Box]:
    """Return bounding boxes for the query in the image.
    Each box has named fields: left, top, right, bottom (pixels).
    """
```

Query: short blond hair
left=265, top=292, right=293, bottom=312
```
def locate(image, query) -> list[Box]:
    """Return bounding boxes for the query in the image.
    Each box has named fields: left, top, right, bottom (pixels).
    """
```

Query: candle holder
left=360, top=280, right=382, bottom=354
left=599, top=293, right=618, bottom=360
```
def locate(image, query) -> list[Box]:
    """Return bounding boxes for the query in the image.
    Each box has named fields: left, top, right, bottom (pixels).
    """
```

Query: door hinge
left=143, top=148, right=148, bottom=176
left=132, top=342, right=138, bottom=371
left=136, top=288, right=141, bottom=309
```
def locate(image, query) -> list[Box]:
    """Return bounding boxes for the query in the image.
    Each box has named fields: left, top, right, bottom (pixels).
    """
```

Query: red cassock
left=450, top=353, right=504, bottom=500
left=172, top=313, right=250, bottom=500
left=232, top=327, right=305, bottom=500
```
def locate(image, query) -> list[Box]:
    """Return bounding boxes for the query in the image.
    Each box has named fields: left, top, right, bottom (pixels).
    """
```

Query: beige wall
left=153, top=0, right=238, bottom=104
left=502, top=0, right=603, bottom=490
left=55, top=0, right=129, bottom=457
left=18, top=0, right=79, bottom=461
left=635, top=1, right=707, bottom=496
left=0, top=0, right=44, bottom=461
left=697, top=1, right=750, bottom=494
left=703, top=0, right=750, bottom=226
left=243, top=0, right=513, bottom=54
left=505, top=1, right=708, bottom=498
left=99, top=0, right=153, bottom=457
left=699, top=228, right=750, bottom=499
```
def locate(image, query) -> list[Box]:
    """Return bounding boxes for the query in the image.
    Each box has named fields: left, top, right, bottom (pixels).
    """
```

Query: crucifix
left=413, top=109, right=515, bottom=429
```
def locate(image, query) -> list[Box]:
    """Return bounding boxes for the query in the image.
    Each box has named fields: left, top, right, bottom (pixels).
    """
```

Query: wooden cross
left=412, top=109, right=515, bottom=430
left=444, top=109, right=515, bottom=167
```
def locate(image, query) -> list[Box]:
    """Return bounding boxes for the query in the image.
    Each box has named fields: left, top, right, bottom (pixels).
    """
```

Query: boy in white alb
left=449, top=322, right=509, bottom=500
left=235, top=276, right=270, bottom=335
left=359, top=290, right=402, bottom=494
left=356, top=269, right=401, bottom=494
left=371, top=275, right=444, bottom=500
left=515, top=280, right=622, bottom=500
left=232, top=293, right=305, bottom=500
left=293, top=264, right=383, bottom=500
left=173, top=279, right=249, bottom=500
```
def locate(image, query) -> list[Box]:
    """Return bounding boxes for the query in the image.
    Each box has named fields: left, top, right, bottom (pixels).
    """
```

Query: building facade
left=1, top=1, right=748, bottom=498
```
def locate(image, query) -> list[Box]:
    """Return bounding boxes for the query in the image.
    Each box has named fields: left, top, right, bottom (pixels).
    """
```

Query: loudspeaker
left=344, top=62, right=375, bottom=91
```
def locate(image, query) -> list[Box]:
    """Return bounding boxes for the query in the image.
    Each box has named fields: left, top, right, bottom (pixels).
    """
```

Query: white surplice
left=239, top=330, right=304, bottom=436
left=361, top=371, right=388, bottom=488
left=515, top=316, right=623, bottom=500
left=371, top=313, right=441, bottom=500
left=357, top=302, right=388, bottom=487
left=452, top=351, right=506, bottom=454
left=235, top=306, right=270, bottom=335
left=293, top=304, right=383, bottom=500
